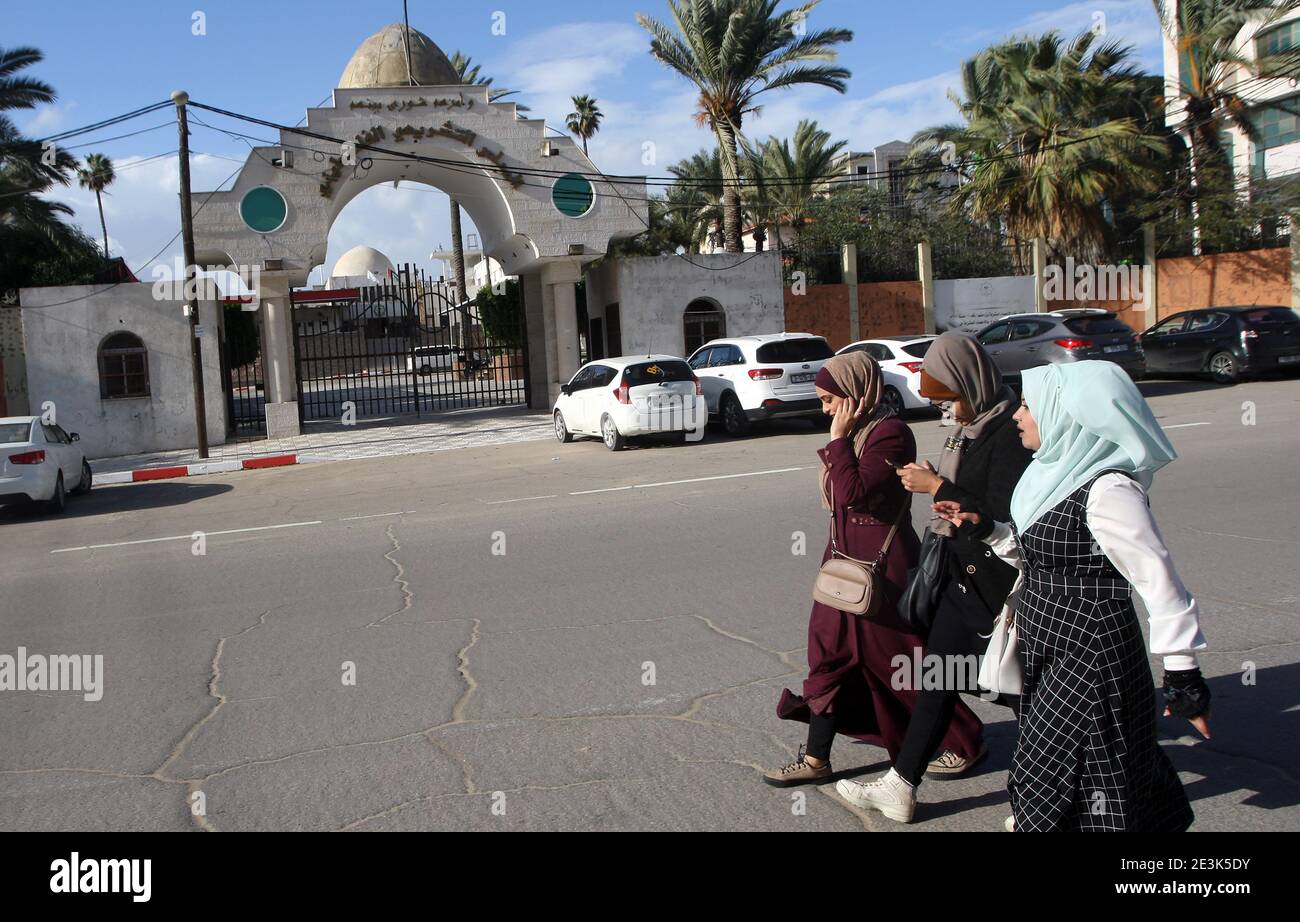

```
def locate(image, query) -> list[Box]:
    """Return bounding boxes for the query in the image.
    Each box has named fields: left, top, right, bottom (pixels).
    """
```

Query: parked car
left=1141, top=306, right=1300, bottom=384
left=0, top=417, right=92, bottom=513
left=974, top=309, right=1146, bottom=382
left=688, top=333, right=834, bottom=436
left=408, top=344, right=459, bottom=376
left=553, top=356, right=706, bottom=451
left=836, top=336, right=937, bottom=416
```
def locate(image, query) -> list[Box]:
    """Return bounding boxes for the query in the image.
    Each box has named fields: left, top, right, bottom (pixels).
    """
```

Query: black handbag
left=900, top=528, right=948, bottom=635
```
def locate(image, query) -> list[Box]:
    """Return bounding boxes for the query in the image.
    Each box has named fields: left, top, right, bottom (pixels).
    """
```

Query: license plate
left=1280, top=354, right=1300, bottom=364
left=1104, top=344, right=1129, bottom=354
left=791, top=373, right=815, bottom=384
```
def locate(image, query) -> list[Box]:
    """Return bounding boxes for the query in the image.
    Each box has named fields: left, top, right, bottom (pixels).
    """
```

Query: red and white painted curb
left=95, top=454, right=301, bottom=486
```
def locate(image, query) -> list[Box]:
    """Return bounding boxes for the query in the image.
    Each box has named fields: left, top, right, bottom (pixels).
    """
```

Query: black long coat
left=930, top=406, right=1035, bottom=640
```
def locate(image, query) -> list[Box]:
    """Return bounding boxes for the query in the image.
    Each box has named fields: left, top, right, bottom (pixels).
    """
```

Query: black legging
left=806, top=712, right=837, bottom=762
left=895, top=581, right=1019, bottom=786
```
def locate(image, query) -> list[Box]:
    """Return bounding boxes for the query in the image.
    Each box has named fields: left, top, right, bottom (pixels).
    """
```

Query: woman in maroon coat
left=766, top=352, right=985, bottom=787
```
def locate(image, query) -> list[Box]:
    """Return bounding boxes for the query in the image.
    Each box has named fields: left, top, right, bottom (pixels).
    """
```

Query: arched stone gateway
left=192, top=23, right=647, bottom=436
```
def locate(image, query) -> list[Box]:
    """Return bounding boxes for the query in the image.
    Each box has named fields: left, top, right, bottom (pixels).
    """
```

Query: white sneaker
left=1004, top=815, right=1016, bottom=832
left=835, top=768, right=916, bottom=823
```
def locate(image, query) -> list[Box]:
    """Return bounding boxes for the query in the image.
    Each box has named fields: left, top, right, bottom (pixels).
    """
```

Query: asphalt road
left=1, top=376, right=1297, bottom=831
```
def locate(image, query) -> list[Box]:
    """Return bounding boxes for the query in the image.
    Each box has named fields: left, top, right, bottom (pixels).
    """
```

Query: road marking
left=1164, top=422, right=1212, bottom=430
left=481, top=495, right=559, bottom=505
left=568, top=467, right=808, bottom=497
left=51, top=521, right=323, bottom=554
left=340, top=511, right=417, bottom=521
left=634, top=467, right=808, bottom=489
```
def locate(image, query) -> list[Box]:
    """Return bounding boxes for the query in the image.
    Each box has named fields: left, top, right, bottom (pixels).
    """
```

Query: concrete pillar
left=1032, top=237, right=1048, bottom=313
left=1143, top=225, right=1159, bottom=328
left=521, top=270, right=549, bottom=410
left=257, top=273, right=301, bottom=439
left=541, top=260, right=584, bottom=406
left=918, top=240, right=936, bottom=335
left=842, top=243, right=860, bottom=343
left=1292, top=219, right=1300, bottom=311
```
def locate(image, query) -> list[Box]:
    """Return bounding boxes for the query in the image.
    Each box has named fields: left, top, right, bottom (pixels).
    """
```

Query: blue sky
left=12, top=0, right=1167, bottom=283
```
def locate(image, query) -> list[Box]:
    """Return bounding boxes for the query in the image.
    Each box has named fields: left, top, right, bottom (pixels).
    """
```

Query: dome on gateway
left=339, top=23, right=461, bottom=89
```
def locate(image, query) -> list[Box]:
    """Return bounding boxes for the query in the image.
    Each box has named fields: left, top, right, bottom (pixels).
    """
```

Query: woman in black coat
left=834, top=331, right=1033, bottom=824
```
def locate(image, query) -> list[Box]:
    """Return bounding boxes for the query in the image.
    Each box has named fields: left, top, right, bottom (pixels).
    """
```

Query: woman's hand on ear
left=830, top=396, right=871, bottom=441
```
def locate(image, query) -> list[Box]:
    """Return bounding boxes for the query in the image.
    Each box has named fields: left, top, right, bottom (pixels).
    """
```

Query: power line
left=35, top=101, right=173, bottom=145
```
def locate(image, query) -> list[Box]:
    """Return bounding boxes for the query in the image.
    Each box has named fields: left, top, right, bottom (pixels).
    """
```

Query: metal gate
left=293, top=264, right=528, bottom=425
left=221, top=303, right=266, bottom=437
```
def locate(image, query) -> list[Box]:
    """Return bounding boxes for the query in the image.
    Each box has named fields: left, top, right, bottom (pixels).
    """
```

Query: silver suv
left=975, top=310, right=1146, bottom=382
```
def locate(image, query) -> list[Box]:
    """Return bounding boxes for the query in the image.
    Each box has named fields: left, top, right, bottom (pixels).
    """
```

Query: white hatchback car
left=0, top=416, right=92, bottom=513
left=553, top=356, right=707, bottom=451
left=836, top=336, right=938, bottom=416
left=688, top=333, right=834, bottom=436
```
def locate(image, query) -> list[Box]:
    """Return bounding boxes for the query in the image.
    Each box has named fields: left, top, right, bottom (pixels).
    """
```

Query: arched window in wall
left=98, top=332, right=150, bottom=399
left=683, top=300, right=726, bottom=356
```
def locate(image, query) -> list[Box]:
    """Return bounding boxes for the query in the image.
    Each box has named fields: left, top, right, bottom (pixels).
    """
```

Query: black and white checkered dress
left=1009, top=472, right=1193, bottom=832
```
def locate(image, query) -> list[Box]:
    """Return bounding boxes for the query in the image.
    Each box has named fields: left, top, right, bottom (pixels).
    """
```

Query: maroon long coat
left=777, top=417, right=985, bottom=761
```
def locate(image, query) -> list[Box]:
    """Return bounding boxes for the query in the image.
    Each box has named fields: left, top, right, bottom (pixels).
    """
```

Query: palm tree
left=566, top=95, right=603, bottom=156
left=0, top=46, right=79, bottom=246
left=1153, top=0, right=1300, bottom=239
left=77, top=153, right=114, bottom=257
left=759, top=119, right=846, bottom=254
left=667, top=148, right=726, bottom=251
left=910, top=30, right=1170, bottom=263
left=638, top=0, right=853, bottom=253
left=447, top=52, right=527, bottom=306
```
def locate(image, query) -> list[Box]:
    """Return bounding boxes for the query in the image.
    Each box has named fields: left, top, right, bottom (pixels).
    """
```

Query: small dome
left=339, top=24, right=461, bottom=89
left=332, top=245, right=395, bottom=281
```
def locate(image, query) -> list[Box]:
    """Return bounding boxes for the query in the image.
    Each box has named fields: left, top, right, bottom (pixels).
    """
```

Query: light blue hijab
left=1010, top=361, right=1177, bottom=530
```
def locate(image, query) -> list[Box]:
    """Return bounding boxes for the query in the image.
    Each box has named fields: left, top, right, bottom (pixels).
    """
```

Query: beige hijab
left=818, top=351, right=887, bottom=511
left=924, top=332, right=1018, bottom=534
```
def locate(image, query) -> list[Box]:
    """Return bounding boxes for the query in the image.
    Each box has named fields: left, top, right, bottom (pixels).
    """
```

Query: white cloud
left=19, top=102, right=78, bottom=137
left=935, top=0, right=1164, bottom=71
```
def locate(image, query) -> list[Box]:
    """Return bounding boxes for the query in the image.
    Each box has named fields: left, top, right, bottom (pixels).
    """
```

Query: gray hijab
left=924, top=332, right=1018, bottom=535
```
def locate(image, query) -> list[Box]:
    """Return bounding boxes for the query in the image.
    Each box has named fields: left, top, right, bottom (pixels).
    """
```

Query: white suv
left=688, top=334, right=834, bottom=436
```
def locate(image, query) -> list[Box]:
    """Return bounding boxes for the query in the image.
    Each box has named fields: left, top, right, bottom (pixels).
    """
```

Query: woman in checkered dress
left=936, top=362, right=1211, bottom=831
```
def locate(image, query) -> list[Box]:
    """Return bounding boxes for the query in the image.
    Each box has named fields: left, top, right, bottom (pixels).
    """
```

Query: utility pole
left=172, top=89, right=209, bottom=459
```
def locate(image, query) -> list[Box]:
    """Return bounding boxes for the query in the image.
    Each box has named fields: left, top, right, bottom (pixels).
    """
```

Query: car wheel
left=720, top=393, right=750, bottom=437
left=882, top=386, right=905, bottom=418
left=46, top=473, right=66, bottom=515
left=554, top=411, right=574, bottom=444
left=601, top=415, right=626, bottom=452
left=71, top=459, right=93, bottom=495
left=1208, top=351, right=1239, bottom=384
left=419, top=365, right=434, bottom=376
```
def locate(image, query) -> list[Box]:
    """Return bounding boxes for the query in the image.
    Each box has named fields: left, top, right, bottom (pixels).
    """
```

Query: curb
left=95, top=454, right=300, bottom=486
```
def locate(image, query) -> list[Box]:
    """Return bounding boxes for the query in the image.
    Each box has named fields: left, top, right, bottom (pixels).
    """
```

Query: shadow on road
left=0, top=481, right=233, bottom=525
left=1175, top=663, right=1300, bottom=813
left=1138, top=378, right=1229, bottom=399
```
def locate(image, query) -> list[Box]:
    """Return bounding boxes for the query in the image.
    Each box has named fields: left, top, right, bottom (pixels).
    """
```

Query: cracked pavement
left=1, top=377, right=1297, bottom=831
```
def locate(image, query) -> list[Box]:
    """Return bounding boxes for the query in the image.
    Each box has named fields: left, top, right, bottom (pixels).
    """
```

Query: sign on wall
left=934, top=276, right=1035, bottom=333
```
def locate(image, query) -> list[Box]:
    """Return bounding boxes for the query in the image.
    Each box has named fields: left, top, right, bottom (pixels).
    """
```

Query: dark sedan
left=1140, top=306, right=1300, bottom=383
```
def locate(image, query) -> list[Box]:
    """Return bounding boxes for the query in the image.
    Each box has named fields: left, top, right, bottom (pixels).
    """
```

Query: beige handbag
left=814, top=483, right=909, bottom=618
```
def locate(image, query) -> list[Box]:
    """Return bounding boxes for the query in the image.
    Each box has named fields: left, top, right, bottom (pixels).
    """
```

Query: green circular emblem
left=239, top=187, right=288, bottom=233
left=552, top=173, right=595, bottom=218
